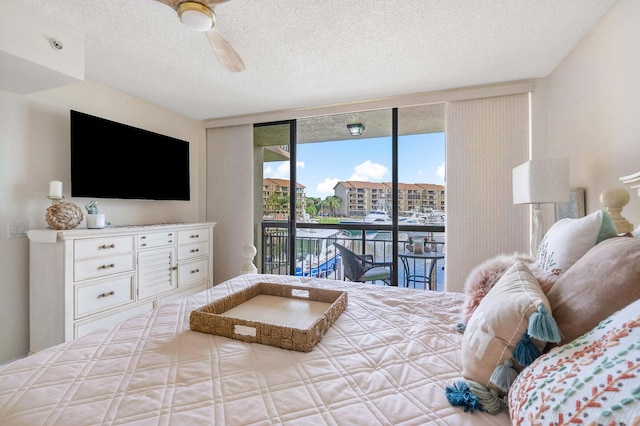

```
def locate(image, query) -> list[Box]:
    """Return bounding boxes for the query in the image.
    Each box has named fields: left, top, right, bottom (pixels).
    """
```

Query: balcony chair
left=333, top=242, right=393, bottom=285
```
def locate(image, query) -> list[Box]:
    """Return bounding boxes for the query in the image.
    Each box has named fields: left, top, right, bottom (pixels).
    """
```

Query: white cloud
left=435, top=162, right=445, bottom=180
left=273, top=162, right=290, bottom=179
left=264, top=161, right=305, bottom=179
left=317, top=178, right=340, bottom=194
left=349, top=160, right=389, bottom=181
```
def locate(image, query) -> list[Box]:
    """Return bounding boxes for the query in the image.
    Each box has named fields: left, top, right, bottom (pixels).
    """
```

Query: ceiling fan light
left=178, top=3, right=214, bottom=32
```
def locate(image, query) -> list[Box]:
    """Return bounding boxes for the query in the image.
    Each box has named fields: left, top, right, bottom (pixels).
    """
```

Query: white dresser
left=27, top=222, right=215, bottom=353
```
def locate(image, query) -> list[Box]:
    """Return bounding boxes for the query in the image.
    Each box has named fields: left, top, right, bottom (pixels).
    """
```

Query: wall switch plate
left=7, top=223, right=28, bottom=239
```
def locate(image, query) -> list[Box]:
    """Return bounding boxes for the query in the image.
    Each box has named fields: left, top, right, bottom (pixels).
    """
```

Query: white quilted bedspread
left=0, top=275, right=510, bottom=425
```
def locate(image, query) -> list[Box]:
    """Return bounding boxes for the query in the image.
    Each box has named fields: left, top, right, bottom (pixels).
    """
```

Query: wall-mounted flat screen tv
left=70, top=110, right=190, bottom=201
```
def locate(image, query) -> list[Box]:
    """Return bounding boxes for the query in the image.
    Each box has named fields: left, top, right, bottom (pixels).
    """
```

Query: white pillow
left=535, top=210, right=617, bottom=277
left=460, top=261, right=557, bottom=394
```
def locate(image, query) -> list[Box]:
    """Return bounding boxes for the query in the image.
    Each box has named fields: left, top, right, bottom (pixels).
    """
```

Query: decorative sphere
left=45, top=202, right=84, bottom=230
left=242, top=244, right=257, bottom=258
left=599, top=187, right=630, bottom=209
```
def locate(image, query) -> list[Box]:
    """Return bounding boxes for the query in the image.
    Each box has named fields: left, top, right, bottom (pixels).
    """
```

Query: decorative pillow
left=509, top=298, right=640, bottom=425
left=536, top=209, right=618, bottom=277
left=457, top=262, right=560, bottom=405
left=460, top=254, right=558, bottom=325
left=546, top=236, right=640, bottom=344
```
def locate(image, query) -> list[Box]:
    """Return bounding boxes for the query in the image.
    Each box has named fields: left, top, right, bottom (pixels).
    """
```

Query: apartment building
left=263, top=178, right=306, bottom=219
left=334, top=181, right=445, bottom=217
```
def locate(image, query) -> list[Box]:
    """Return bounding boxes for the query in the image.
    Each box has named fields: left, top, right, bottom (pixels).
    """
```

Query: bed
left=2, top=187, right=639, bottom=425
left=0, top=274, right=508, bottom=425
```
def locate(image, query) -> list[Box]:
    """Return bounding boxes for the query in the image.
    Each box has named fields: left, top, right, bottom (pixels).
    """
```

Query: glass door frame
left=257, top=107, right=438, bottom=287
left=255, top=119, right=298, bottom=276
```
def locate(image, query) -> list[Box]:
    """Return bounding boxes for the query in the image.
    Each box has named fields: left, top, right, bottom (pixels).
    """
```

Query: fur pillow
left=461, top=253, right=557, bottom=324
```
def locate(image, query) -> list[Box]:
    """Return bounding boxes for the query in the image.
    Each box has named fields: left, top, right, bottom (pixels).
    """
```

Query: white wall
left=545, top=0, right=640, bottom=225
left=0, top=79, right=205, bottom=364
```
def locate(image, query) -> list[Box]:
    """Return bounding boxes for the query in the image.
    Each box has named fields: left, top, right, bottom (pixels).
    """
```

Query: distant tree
left=324, top=195, right=342, bottom=216
left=265, top=193, right=279, bottom=215
left=306, top=204, right=317, bottom=216
left=277, top=196, right=289, bottom=214
left=305, top=197, right=321, bottom=216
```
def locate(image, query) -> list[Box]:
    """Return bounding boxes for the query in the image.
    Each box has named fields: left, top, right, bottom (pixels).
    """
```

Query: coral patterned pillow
left=509, top=298, right=640, bottom=425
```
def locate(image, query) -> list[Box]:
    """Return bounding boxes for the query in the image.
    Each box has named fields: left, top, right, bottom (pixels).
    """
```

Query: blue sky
left=263, top=132, right=446, bottom=198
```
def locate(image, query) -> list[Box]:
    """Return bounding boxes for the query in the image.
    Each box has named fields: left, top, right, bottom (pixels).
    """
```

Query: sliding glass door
left=397, top=105, right=446, bottom=289
left=257, top=104, right=445, bottom=288
left=255, top=121, right=296, bottom=275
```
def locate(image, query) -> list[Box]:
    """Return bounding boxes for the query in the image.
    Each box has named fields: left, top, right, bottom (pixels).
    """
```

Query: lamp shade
left=512, top=158, right=570, bottom=205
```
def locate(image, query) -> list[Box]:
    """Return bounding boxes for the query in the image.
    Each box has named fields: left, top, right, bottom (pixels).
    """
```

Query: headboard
left=599, top=171, right=640, bottom=234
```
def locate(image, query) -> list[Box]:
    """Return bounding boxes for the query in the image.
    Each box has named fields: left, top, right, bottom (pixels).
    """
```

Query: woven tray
left=190, top=282, right=348, bottom=352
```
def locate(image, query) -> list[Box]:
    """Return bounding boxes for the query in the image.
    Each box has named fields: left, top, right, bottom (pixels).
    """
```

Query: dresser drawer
left=74, top=253, right=135, bottom=281
left=177, top=241, right=209, bottom=261
left=137, top=231, right=176, bottom=249
left=75, top=274, right=135, bottom=319
left=178, top=228, right=209, bottom=245
left=178, top=258, right=209, bottom=286
left=74, top=236, right=134, bottom=260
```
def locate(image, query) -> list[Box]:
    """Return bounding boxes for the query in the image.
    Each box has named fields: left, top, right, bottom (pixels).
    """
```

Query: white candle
left=49, top=180, right=63, bottom=198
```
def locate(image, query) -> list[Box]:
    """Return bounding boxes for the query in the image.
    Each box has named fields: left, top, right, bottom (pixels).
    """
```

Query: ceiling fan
left=156, top=0, right=245, bottom=72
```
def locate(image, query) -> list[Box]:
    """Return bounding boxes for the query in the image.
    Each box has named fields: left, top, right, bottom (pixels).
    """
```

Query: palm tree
left=324, top=195, right=342, bottom=217
left=265, top=193, right=279, bottom=216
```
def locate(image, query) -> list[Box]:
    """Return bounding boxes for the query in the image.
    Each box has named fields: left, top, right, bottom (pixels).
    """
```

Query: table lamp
left=513, top=158, right=570, bottom=256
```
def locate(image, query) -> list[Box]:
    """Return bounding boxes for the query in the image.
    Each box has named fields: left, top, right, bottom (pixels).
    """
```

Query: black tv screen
left=70, top=110, right=190, bottom=201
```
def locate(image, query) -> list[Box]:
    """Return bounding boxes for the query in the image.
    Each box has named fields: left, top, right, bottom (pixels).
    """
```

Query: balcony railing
left=261, top=221, right=445, bottom=289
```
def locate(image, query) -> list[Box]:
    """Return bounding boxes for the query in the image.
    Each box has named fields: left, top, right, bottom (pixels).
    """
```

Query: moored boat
left=295, top=228, right=352, bottom=277
left=363, top=199, right=392, bottom=225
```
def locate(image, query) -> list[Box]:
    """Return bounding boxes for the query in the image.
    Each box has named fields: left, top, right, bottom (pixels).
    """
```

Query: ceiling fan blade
left=154, top=0, right=182, bottom=11
left=206, top=27, right=245, bottom=72
left=154, top=0, right=230, bottom=11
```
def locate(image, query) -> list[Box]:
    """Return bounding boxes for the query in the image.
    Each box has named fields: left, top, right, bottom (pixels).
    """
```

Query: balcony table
left=398, top=248, right=444, bottom=290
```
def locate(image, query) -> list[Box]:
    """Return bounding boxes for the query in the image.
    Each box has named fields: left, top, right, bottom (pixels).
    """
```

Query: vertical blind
left=206, top=125, right=254, bottom=284
left=445, top=93, right=530, bottom=292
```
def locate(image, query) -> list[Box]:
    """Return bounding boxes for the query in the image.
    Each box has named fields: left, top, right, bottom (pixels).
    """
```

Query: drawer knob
left=141, top=243, right=147, bottom=247
left=99, top=244, right=115, bottom=249
left=191, top=268, right=200, bottom=274
left=168, top=240, right=174, bottom=243
left=190, top=249, right=200, bottom=253
left=190, top=234, right=199, bottom=238
left=171, top=266, right=178, bottom=271
left=98, top=291, right=115, bottom=298
left=140, top=236, right=147, bottom=240
left=99, top=263, right=115, bottom=270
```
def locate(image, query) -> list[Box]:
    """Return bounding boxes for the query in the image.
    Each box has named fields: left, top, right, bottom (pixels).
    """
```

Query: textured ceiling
left=17, top=0, right=618, bottom=121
